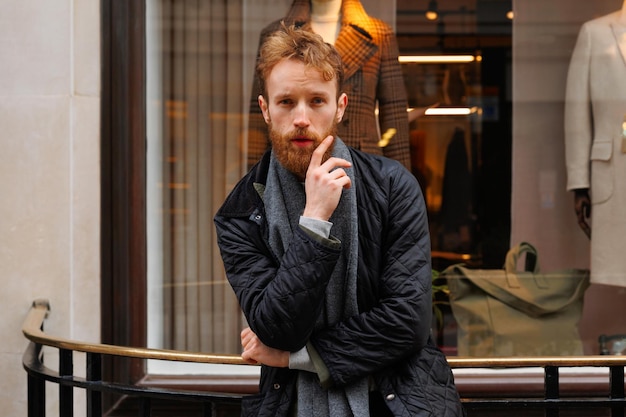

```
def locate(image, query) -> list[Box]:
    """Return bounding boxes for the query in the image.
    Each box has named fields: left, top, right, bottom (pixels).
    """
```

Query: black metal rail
left=22, top=299, right=626, bottom=416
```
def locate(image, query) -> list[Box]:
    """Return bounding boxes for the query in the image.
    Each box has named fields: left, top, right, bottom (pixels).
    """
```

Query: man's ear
left=258, top=95, right=270, bottom=123
left=336, top=93, right=348, bottom=123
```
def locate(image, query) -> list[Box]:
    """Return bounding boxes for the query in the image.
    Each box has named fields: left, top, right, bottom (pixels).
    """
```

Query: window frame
left=100, top=0, right=253, bottom=403
left=100, top=0, right=148, bottom=393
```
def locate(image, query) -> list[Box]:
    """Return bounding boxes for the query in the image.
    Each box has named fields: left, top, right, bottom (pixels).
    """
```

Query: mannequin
left=310, top=0, right=342, bottom=44
left=564, top=0, right=626, bottom=286
left=247, top=0, right=411, bottom=170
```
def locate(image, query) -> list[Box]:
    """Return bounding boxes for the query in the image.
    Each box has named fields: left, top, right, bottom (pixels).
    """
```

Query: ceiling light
left=399, top=55, right=476, bottom=64
left=423, top=107, right=479, bottom=116
left=425, top=0, right=439, bottom=20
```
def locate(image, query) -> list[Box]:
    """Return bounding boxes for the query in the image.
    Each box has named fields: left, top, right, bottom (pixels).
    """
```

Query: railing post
left=544, top=365, right=560, bottom=417
left=139, top=397, right=151, bottom=417
left=609, top=365, right=625, bottom=399
left=544, top=365, right=559, bottom=399
left=27, top=300, right=48, bottom=417
left=609, top=365, right=625, bottom=417
left=28, top=369, right=46, bottom=417
left=86, top=352, right=102, bottom=417
left=59, top=348, right=74, bottom=417
left=202, top=401, right=213, bottom=417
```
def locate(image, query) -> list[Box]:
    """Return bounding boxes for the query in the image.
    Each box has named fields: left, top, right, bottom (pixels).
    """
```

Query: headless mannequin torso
left=572, top=0, right=626, bottom=239
left=310, top=0, right=342, bottom=44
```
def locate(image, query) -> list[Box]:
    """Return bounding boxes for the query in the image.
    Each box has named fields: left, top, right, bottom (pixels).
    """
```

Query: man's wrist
left=299, top=216, right=332, bottom=239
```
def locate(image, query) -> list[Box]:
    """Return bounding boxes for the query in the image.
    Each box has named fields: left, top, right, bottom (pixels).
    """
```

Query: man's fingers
left=321, top=157, right=352, bottom=172
left=240, top=327, right=254, bottom=348
left=326, top=167, right=352, bottom=189
left=309, top=135, right=334, bottom=168
left=241, top=327, right=251, bottom=340
left=241, top=349, right=259, bottom=365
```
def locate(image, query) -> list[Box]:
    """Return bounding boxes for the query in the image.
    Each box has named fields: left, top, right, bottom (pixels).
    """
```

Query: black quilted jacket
left=214, top=147, right=465, bottom=417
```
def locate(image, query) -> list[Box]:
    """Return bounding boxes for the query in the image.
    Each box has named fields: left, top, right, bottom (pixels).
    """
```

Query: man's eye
left=312, top=98, right=325, bottom=105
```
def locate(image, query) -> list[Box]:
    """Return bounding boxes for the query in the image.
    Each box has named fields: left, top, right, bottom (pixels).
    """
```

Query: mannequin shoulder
left=581, top=10, right=621, bottom=30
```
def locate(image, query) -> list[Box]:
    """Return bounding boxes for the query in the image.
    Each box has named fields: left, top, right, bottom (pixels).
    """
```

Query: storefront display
left=139, top=0, right=626, bottom=363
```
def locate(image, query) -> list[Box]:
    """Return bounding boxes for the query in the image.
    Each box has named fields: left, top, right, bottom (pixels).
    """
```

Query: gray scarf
left=264, top=138, right=369, bottom=417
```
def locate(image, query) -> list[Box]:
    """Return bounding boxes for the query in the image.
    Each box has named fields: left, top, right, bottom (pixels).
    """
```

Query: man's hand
left=241, top=327, right=289, bottom=367
left=574, top=188, right=591, bottom=239
left=302, top=136, right=352, bottom=221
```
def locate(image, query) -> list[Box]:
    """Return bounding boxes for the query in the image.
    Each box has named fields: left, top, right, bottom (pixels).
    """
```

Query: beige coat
left=564, top=6, right=626, bottom=286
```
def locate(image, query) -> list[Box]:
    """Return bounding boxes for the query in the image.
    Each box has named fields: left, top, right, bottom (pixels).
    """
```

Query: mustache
left=289, top=127, right=322, bottom=141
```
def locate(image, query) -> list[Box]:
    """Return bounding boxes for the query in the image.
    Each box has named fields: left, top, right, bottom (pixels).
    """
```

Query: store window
left=143, top=0, right=513, bottom=364
left=104, top=0, right=626, bottom=386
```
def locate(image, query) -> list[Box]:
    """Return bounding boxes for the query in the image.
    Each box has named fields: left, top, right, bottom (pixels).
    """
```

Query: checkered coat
left=247, top=0, right=411, bottom=170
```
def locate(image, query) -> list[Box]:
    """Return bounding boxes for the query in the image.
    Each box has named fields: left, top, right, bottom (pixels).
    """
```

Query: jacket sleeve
left=214, top=212, right=342, bottom=352
left=310, top=164, right=433, bottom=388
left=564, top=22, right=593, bottom=191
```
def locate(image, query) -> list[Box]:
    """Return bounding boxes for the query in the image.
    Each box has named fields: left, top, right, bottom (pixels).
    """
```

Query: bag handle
left=504, top=242, right=549, bottom=291
left=504, top=242, right=539, bottom=273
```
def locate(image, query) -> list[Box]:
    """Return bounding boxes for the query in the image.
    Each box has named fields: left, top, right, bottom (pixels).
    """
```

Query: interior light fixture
left=506, top=10, right=514, bottom=20
left=423, top=106, right=479, bottom=116
left=399, top=55, right=476, bottom=64
left=425, top=0, right=439, bottom=21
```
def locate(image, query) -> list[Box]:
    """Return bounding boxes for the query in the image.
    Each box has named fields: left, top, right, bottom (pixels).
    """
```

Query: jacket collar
left=216, top=150, right=271, bottom=218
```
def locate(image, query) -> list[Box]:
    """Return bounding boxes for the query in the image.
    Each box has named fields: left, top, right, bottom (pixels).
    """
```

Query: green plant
left=431, top=269, right=450, bottom=332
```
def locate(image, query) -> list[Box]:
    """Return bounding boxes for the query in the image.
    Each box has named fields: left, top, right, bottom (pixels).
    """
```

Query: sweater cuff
left=307, top=343, right=332, bottom=389
left=299, top=216, right=332, bottom=239
left=289, top=346, right=317, bottom=373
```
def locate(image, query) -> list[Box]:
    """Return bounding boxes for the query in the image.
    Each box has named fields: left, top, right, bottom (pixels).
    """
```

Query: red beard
left=269, top=123, right=337, bottom=180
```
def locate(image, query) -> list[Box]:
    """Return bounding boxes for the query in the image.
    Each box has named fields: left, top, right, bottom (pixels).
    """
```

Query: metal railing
left=22, top=299, right=626, bottom=416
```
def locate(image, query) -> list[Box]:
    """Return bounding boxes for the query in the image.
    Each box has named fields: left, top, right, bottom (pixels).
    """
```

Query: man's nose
left=293, top=103, right=310, bottom=127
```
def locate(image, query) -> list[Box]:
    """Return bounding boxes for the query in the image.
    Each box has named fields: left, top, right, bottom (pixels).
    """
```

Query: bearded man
left=214, top=23, right=464, bottom=417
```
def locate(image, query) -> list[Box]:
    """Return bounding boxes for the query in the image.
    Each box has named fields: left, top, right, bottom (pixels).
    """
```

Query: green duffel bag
left=441, top=242, right=590, bottom=357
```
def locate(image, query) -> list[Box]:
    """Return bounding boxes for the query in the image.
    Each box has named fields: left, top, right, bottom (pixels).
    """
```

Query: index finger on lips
left=309, top=136, right=334, bottom=168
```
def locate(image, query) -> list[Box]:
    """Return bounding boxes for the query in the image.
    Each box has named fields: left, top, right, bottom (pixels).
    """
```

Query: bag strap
left=504, top=242, right=549, bottom=290
left=504, top=242, right=539, bottom=273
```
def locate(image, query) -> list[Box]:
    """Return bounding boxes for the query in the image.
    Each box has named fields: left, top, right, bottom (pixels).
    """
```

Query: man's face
left=259, top=59, right=347, bottom=179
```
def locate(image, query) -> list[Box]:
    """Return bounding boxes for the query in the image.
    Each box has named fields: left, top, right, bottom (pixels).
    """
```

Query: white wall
left=0, top=0, right=101, bottom=415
